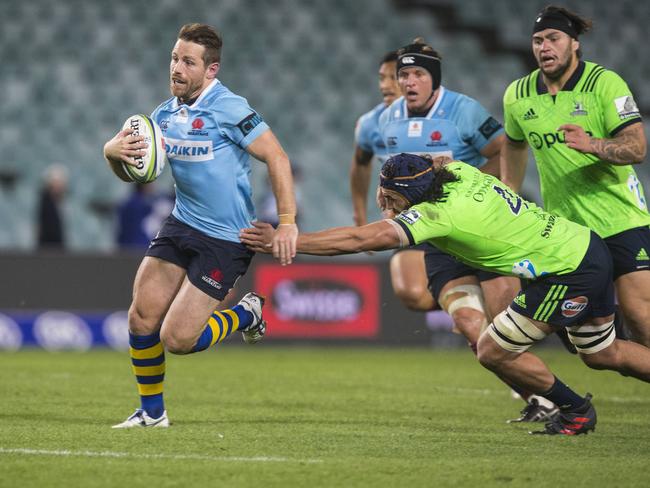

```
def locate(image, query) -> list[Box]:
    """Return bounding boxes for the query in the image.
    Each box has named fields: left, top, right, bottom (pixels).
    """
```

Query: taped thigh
left=441, top=285, right=486, bottom=315
left=441, top=284, right=487, bottom=333
left=566, top=320, right=616, bottom=354
left=488, top=306, right=546, bottom=353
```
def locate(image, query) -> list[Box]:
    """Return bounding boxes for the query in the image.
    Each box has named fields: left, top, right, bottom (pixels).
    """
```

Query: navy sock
left=540, top=376, right=585, bottom=411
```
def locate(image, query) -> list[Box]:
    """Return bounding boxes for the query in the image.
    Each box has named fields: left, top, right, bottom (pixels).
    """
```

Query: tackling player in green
left=501, top=5, right=649, bottom=347
left=241, top=152, right=650, bottom=435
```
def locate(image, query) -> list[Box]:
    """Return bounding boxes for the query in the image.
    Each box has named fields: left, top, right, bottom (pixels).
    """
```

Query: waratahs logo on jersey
left=511, top=259, right=547, bottom=280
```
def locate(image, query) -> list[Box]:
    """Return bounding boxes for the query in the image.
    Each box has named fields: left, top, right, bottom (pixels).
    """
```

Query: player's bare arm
left=241, top=219, right=404, bottom=256
left=477, top=133, right=505, bottom=178
left=350, top=145, right=374, bottom=226
left=500, top=137, right=529, bottom=192
left=103, top=129, right=148, bottom=181
left=560, top=122, right=647, bottom=165
left=246, top=130, right=299, bottom=265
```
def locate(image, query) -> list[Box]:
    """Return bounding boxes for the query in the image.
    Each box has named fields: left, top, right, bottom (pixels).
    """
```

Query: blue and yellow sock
left=192, top=305, right=254, bottom=352
left=129, top=331, right=165, bottom=419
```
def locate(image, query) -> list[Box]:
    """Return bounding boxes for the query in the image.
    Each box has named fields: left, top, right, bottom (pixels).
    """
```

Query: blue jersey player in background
left=378, top=38, right=556, bottom=423
left=349, top=50, right=400, bottom=227
left=103, top=23, right=298, bottom=428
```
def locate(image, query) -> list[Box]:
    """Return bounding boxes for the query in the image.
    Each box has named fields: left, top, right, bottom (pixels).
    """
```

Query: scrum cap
left=380, top=153, right=435, bottom=205
left=396, top=42, right=442, bottom=90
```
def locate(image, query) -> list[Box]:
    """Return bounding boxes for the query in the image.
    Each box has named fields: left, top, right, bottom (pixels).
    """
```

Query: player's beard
left=170, top=77, right=202, bottom=103
left=539, top=49, right=575, bottom=81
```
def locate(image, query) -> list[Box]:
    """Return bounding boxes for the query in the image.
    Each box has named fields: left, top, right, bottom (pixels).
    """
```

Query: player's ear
left=206, top=62, right=220, bottom=80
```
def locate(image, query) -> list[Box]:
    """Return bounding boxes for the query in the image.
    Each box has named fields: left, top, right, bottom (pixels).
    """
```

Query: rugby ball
left=120, top=114, right=167, bottom=183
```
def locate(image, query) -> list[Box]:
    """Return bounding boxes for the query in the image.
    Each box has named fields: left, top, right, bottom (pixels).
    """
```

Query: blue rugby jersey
left=152, top=80, right=269, bottom=242
left=378, top=86, right=503, bottom=168
left=355, top=102, right=390, bottom=164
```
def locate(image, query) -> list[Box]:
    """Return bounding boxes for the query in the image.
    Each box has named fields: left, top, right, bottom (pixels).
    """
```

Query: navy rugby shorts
left=146, top=215, right=254, bottom=301
left=396, top=242, right=504, bottom=301
left=603, top=225, right=650, bottom=280
left=510, top=232, right=615, bottom=327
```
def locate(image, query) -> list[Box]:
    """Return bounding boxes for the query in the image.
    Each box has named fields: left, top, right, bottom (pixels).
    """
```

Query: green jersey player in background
left=241, top=153, right=650, bottom=436
left=501, top=6, right=650, bottom=348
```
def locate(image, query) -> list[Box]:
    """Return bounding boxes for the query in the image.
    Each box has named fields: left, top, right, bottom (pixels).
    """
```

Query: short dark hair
left=178, top=23, right=223, bottom=65
left=380, top=50, right=398, bottom=66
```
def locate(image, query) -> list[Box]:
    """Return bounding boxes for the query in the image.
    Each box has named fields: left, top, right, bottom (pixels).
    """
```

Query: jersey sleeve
left=354, top=112, right=374, bottom=153
left=455, top=96, right=504, bottom=152
left=393, top=202, right=452, bottom=245
left=502, top=80, right=525, bottom=142
left=213, top=96, right=270, bottom=148
left=595, top=70, right=643, bottom=136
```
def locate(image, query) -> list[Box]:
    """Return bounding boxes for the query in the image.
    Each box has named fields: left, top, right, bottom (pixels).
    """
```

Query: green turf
left=1, top=346, right=648, bottom=487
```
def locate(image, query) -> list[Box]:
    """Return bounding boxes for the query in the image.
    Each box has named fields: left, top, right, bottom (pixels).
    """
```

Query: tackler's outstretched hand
left=240, top=221, right=276, bottom=254
left=272, top=222, right=298, bottom=266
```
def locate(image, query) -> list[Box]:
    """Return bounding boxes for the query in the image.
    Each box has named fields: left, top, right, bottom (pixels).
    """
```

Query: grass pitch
left=1, top=346, right=648, bottom=487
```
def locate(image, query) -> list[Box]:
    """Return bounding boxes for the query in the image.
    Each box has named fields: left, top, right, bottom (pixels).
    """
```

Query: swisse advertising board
left=255, top=264, right=379, bottom=338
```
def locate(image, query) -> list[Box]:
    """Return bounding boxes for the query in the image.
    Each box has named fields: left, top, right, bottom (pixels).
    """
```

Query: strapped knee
left=566, top=320, right=615, bottom=354
left=488, top=306, right=546, bottom=353
left=441, top=285, right=488, bottom=334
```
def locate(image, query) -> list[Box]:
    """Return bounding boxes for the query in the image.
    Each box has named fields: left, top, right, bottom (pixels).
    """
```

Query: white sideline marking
left=0, top=448, right=322, bottom=464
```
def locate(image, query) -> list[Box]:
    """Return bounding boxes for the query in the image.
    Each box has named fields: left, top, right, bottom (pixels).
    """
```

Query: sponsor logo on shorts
left=397, top=209, right=422, bottom=225
left=201, top=268, right=224, bottom=289
left=636, top=248, right=649, bottom=261
left=513, top=294, right=527, bottom=309
left=561, top=296, right=588, bottom=317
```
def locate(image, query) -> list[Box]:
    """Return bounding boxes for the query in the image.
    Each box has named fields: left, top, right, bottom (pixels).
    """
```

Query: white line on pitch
left=0, top=448, right=323, bottom=464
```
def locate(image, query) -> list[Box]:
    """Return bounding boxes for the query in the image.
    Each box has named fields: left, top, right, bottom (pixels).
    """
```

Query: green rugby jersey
left=394, top=162, right=591, bottom=278
left=503, top=61, right=647, bottom=238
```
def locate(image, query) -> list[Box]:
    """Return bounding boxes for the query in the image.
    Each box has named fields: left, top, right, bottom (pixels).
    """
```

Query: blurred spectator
left=37, top=164, right=68, bottom=249
left=116, top=183, right=174, bottom=249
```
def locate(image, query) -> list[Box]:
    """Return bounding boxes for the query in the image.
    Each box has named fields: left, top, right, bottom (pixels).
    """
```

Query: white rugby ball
left=121, top=114, right=167, bottom=183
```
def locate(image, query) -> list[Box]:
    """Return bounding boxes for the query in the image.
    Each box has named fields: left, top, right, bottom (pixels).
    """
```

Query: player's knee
left=450, top=307, right=486, bottom=343
left=476, top=333, right=500, bottom=371
left=393, top=283, right=432, bottom=311
left=159, top=328, right=193, bottom=355
left=128, top=304, right=159, bottom=336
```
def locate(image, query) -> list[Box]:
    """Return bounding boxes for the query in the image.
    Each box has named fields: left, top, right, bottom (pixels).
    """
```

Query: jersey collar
left=172, top=79, right=221, bottom=109
left=401, top=86, right=446, bottom=118
left=536, top=61, right=585, bottom=94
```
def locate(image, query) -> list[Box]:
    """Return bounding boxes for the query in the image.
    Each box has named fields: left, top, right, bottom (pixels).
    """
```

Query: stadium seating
left=0, top=0, right=647, bottom=249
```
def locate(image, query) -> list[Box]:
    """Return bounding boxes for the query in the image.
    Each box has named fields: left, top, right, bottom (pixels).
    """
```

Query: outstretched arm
left=240, top=220, right=406, bottom=256
left=246, top=130, right=299, bottom=265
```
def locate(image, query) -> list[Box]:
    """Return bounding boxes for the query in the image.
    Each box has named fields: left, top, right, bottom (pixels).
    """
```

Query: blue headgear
left=379, top=153, right=435, bottom=205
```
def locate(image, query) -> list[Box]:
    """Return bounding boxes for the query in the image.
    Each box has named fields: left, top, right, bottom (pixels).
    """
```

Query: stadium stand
left=0, top=0, right=647, bottom=250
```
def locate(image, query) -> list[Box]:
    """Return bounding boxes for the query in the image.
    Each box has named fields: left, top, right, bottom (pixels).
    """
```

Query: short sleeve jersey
left=503, top=61, right=648, bottom=238
left=394, top=162, right=591, bottom=278
left=379, top=87, right=503, bottom=168
left=152, top=80, right=269, bottom=242
left=354, top=102, right=390, bottom=164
